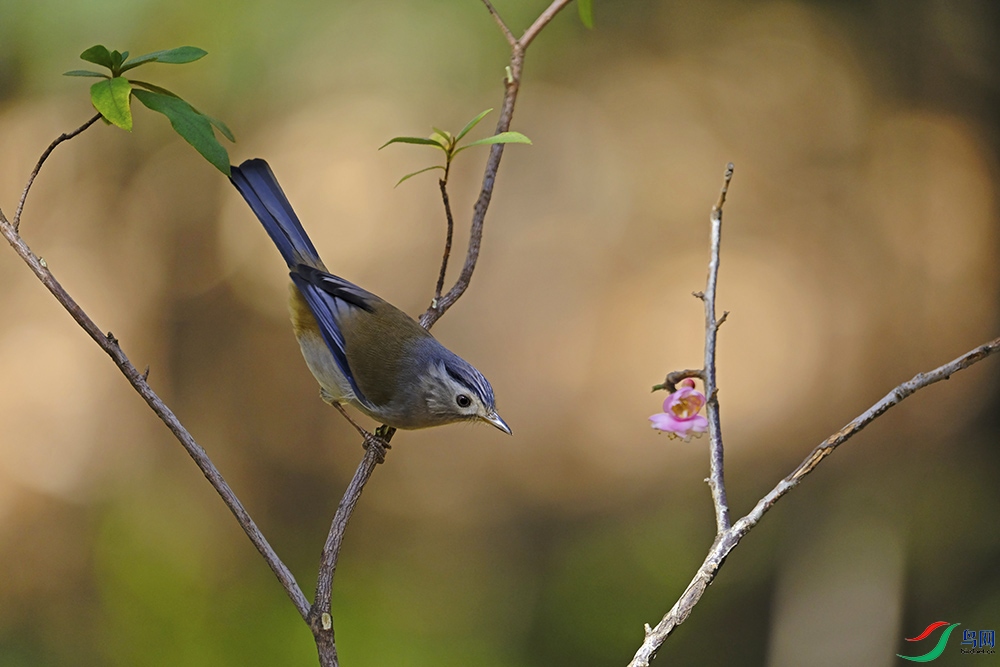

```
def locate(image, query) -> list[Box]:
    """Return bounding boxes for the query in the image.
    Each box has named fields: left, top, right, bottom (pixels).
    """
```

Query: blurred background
left=1, top=0, right=998, bottom=665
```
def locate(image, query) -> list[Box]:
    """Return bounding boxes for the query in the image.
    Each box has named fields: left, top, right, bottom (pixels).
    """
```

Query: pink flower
left=650, top=379, right=708, bottom=440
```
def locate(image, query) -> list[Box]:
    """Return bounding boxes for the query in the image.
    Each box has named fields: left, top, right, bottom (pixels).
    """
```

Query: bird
left=229, top=158, right=510, bottom=443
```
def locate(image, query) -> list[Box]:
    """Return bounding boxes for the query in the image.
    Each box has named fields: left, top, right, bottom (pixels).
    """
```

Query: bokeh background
left=1, top=0, right=998, bottom=665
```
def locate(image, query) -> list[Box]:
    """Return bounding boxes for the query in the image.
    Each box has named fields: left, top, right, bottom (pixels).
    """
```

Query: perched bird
left=229, top=158, right=510, bottom=437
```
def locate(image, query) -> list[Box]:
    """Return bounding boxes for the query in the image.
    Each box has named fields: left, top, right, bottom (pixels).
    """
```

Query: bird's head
left=417, top=348, right=510, bottom=434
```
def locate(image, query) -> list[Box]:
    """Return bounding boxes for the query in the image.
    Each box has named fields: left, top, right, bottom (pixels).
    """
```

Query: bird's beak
left=483, top=410, right=512, bottom=435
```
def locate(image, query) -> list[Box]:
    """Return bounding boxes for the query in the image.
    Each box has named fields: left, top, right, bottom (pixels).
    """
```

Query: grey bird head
left=413, top=342, right=511, bottom=434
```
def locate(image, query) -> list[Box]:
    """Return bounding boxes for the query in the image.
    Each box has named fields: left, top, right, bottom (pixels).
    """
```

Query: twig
left=521, top=0, right=574, bottom=49
left=480, top=0, right=516, bottom=47
left=0, top=206, right=310, bottom=620
left=782, top=339, right=1000, bottom=482
left=310, top=2, right=574, bottom=664
left=703, top=164, right=734, bottom=534
left=652, top=369, right=704, bottom=393
left=434, top=178, right=455, bottom=302
left=14, top=112, right=101, bottom=232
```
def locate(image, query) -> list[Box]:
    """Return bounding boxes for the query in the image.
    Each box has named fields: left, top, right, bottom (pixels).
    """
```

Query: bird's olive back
left=341, top=300, right=432, bottom=407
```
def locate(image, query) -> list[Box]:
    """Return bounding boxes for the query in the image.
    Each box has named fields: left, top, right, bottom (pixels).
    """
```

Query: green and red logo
left=897, top=622, right=961, bottom=662
left=898, top=621, right=997, bottom=661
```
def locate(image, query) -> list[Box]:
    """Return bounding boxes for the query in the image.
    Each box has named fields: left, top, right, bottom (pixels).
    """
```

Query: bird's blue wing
left=290, top=265, right=379, bottom=410
left=295, top=264, right=377, bottom=314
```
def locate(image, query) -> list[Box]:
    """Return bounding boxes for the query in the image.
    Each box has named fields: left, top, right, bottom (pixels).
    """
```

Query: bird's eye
left=456, top=394, right=472, bottom=408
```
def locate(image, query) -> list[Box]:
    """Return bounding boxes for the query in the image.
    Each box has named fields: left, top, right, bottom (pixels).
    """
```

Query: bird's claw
left=362, top=431, right=391, bottom=463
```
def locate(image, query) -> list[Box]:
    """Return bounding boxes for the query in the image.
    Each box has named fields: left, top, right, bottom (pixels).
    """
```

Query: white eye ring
left=456, top=394, right=472, bottom=408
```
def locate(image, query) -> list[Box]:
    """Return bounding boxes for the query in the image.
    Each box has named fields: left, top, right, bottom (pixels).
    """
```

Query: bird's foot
left=362, top=430, right=391, bottom=464
left=332, top=403, right=391, bottom=463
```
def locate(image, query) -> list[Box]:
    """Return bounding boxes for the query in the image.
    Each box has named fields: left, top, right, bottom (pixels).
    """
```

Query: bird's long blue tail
left=230, top=158, right=323, bottom=269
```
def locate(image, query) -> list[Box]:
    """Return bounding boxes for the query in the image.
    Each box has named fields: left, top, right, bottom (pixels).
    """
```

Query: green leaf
left=578, top=0, right=594, bottom=29
left=128, top=79, right=181, bottom=97
left=80, top=45, right=114, bottom=69
left=132, top=89, right=230, bottom=175
left=429, top=131, right=451, bottom=151
left=110, top=50, right=125, bottom=72
left=455, top=108, right=493, bottom=142
left=89, top=77, right=133, bottom=130
left=140, top=46, right=207, bottom=64
left=64, top=69, right=109, bottom=78
left=201, top=113, right=236, bottom=143
left=395, top=165, right=445, bottom=187
left=455, top=131, right=532, bottom=153
left=120, top=46, right=208, bottom=72
left=379, top=136, right=447, bottom=150
left=130, top=80, right=235, bottom=141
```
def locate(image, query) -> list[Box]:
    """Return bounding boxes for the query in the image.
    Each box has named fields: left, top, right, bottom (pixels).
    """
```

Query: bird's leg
left=331, top=403, right=391, bottom=463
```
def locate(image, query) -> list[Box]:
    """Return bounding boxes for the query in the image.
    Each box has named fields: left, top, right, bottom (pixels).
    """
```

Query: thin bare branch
left=14, top=112, right=101, bottom=231
left=0, top=208, right=310, bottom=619
left=653, top=369, right=704, bottom=393
left=480, top=0, right=516, bottom=46
left=521, top=0, right=574, bottom=49
left=434, top=178, right=455, bottom=302
left=629, top=335, right=1000, bottom=666
left=308, top=442, right=386, bottom=665
left=703, top=163, right=734, bottom=534
left=713, top=162, right=734, bottom=211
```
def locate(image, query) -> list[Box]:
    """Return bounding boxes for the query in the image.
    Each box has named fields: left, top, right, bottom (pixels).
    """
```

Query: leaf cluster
left=380, top=109, right=531, bottom=186
left=65, top=45, right=234, bottom=175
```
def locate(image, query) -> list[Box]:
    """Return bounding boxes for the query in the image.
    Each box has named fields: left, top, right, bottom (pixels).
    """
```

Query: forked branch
left=628, top=164, right=1000, bottom=665
left=418, top=0, right=574, bottom=329
left=310, top=2, right=574, bottom=664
